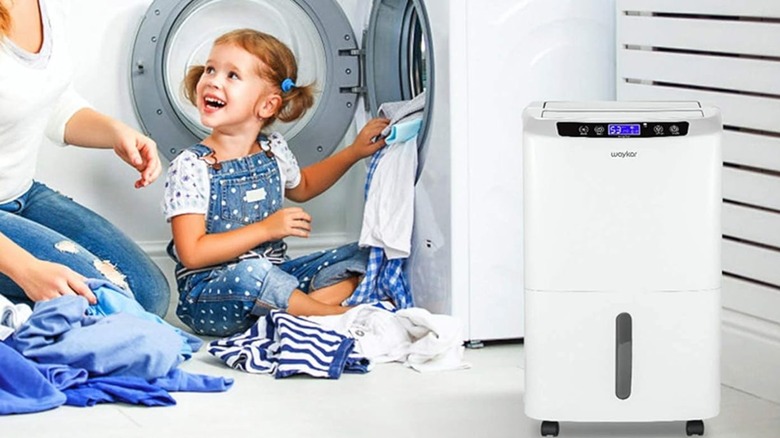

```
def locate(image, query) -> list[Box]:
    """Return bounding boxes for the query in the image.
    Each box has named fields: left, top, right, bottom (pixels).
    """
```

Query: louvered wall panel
left=620, top=0, right=780, bottom=17
left=723, top=202, right=780, bottom=249
left=616, top=83, right=780, bottom=133
left=723, top=239, right=780, bottom=288
left=617, top=0, right=780, bottom=401
left=723, top=276, right=780, bottom=325
left=617, top=1, right=780, bottom=259
left=620, top=50, right=780, bottom=95
left=723, top=131, right=780, bottom=173
left=619, top=16, right=780, bottom=57
left=723, top=167, right=780, bottom=212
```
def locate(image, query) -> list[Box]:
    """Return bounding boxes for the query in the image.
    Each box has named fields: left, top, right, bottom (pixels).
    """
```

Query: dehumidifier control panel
left=556, top=121, right=690, bottom=138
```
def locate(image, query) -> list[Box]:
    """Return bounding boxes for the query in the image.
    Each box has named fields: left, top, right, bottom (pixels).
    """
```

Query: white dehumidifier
left=522, top=101, right=721, bottom=437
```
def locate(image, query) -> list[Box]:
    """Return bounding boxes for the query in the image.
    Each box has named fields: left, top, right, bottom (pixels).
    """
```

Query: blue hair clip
left=281, top=78, right=295, bottom=93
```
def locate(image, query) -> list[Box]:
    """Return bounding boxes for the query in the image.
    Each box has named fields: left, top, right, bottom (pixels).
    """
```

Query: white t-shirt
left=162, top=132, right=301, bottom=222
left=0, top=0, right=91, bottom=203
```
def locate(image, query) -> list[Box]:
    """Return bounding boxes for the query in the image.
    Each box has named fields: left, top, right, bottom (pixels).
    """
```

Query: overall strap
left=187, top=144, right=214, bottom=159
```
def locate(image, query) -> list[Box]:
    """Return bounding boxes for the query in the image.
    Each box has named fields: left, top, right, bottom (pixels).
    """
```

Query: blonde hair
left=183, top=29, right=315, bottom=127
left=0, top=4, right=11, bottom=37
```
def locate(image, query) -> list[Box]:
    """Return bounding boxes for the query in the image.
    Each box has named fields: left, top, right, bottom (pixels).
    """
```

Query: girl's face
left=196, top=43, right=280, bottom=133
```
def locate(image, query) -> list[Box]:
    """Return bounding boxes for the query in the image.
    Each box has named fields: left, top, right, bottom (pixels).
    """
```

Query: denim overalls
left=169, top=138, right=367, bottom=336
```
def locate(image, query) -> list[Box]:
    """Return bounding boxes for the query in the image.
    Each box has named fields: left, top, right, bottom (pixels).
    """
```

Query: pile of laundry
left=208, top=302, right=470, bottom=379
left=0, top=280, right=232, bottom=415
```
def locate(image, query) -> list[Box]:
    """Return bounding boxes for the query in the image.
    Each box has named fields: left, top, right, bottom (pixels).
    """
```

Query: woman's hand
left=262, top=207, right=312, bottom=240
left=112, top=124, right=163, bottom=189
left=349, top=118, right=390, bottom=160
left=65, top=108, right=163, bottom=188
left=16, top=260, right=97, bottom=304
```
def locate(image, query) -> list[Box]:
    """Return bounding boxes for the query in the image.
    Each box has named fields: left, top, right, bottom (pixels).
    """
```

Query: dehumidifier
left=522, top=101, right=722, bottom=437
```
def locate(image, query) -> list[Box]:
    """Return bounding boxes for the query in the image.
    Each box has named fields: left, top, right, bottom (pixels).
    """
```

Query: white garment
left=0, top=294, right=33, bottom=341
left=162, top=132, right=300, bottom=221
left=308, top=304, right=470, bottom=372
left=358, top=136, right=417, bottom=259
left=0, top=0, right=91, bottom=203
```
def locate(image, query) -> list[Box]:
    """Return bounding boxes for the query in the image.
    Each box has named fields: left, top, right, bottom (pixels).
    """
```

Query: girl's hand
left=17, top=260, right=96, bottom=304
left=263, top=207, right=312, bottom=240
left=112, top=124, right=163, bottom=189
left=350, top=118, right=390, bottom=159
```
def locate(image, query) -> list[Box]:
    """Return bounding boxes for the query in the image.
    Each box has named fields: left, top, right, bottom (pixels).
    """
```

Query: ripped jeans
left=0, top=182, right=170, bottom=317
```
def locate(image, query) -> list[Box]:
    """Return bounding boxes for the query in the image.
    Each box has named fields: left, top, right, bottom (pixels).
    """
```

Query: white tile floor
left=3, top=339, right=780, bottom=438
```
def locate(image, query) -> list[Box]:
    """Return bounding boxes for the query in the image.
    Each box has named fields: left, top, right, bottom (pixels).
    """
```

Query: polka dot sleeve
left=268, top=132, right=301, bottom=189
left=162, top=150, right=211, bottom=222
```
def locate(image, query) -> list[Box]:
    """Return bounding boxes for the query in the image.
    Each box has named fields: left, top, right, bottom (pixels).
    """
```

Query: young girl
left=163, top=29, right=389, bottom=336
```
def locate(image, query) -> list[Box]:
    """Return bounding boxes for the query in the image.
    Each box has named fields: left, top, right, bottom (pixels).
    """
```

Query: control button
left=578, top=125, right=589, bottom=135
left=653, top=125, right=664, bottom=135
left=669, top=125, right=680, bottom=134
left=594, top=125, right=605, bottom=135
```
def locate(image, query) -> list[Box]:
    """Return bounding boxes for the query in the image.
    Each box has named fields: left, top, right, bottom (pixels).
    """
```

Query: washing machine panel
left=409, top=0, right=616, bottom=342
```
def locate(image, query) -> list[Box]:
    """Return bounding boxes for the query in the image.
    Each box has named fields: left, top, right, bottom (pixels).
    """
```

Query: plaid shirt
left=345, top=148, right=414, bottom=308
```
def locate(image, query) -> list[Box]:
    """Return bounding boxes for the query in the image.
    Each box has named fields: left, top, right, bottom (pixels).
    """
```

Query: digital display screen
left=608, top=124, right=641, bottom=136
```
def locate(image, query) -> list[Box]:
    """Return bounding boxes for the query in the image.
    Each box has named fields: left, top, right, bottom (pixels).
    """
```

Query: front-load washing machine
left=129, top=0, right=616, bottom=343
left=523, top=101, right=721, bottom=437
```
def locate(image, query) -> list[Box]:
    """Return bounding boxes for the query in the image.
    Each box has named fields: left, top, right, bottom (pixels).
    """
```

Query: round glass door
left=163, top=0, right=326, bottom=142
left=131, top=0, right=359, bottom=166
left=365, top=0, right=433, bottom=177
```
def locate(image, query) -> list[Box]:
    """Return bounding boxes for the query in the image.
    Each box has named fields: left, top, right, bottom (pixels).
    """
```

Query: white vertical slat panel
left=617, top=16, right=780, bottom=57
left=723, top=276, right=780, bottom=324
left=723, top=130, right=780, bottom=173
left=723, top=203, right=780, bottom=248
left=618, top=82, right=780, bottom=134
left=618, top=0, right=780, bottom=405
left=722, top=239, right=780, bottom=288
left=619, top=50, right=780, bottom=95
left=723, top=167, right=780, bottom=211
left=619, top=0, right=780, bottom=17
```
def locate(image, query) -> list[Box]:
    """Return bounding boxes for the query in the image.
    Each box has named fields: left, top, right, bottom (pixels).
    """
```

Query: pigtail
left=277, top=82, right=315, bottom=123
left=183, top=65, right=205, bottom=105
left=0, top=4, right=11, bottom=37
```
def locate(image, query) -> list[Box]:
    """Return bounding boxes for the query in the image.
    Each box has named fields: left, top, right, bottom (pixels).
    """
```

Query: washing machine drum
left=131, top=0, right=432, bottom=166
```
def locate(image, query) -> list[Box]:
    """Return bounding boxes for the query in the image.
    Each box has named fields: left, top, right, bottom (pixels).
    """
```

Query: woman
left=0, top=0, right=170, bottom=316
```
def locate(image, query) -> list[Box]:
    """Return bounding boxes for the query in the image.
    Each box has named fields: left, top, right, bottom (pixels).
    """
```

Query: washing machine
left=129, top=0, right=616, bottom=343
left=523, top=101, right=721, bottom=437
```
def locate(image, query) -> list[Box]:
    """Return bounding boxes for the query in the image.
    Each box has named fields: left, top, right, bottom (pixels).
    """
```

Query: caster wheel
left=541, top=420, right=559, bottom=437
left=686, top=420, right=704, bottom=436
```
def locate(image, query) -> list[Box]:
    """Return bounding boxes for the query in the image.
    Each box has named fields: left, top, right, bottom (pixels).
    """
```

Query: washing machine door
left=364, top=0, right=434, bottom=178
left=131, top=0, right=433, bottom=169
left=131, top=0, right=361, bottom=166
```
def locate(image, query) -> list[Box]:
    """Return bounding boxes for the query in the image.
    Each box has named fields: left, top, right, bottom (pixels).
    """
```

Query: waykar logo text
left=611, top=151, right=638, bottom=158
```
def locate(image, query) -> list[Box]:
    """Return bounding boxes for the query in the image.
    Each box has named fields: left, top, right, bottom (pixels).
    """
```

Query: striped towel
left=208, top=310, right=370, bottom=379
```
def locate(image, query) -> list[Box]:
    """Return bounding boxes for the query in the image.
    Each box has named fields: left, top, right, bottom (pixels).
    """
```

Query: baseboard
left=722, top=308, right=780, bottom=404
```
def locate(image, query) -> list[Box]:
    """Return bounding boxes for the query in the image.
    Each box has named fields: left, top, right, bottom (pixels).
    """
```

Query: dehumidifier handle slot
left=616, top=312, right=633, bottom=400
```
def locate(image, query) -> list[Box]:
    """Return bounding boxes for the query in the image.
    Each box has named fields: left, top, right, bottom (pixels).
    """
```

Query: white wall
left=35, top=0, right=365, bottom=278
